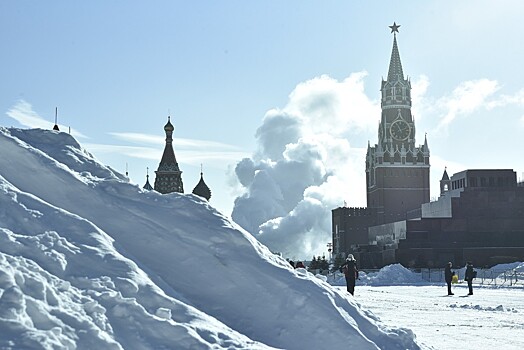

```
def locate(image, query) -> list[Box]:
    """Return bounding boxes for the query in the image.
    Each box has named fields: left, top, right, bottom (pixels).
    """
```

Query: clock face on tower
left=390, top=120, right=411, bottom=141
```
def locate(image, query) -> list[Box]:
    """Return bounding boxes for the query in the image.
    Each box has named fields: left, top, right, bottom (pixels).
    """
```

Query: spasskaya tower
left=365, top=22, right=430, bottom=218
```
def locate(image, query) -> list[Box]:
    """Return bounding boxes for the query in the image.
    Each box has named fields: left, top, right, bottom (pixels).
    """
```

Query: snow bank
left=331, top=264, right=425, bottom=287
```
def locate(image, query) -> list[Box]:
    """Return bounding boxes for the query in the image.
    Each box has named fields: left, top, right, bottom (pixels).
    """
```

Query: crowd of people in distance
left=290, top=255, right=478, bottom=297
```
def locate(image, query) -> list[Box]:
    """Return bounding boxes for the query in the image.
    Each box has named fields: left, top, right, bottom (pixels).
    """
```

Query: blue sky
left=2, top=1, right=524, bottom=226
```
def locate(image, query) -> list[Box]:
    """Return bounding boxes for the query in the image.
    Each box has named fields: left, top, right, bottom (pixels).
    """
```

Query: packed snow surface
left=354, top=284, right=524, bottom=350
left=0, top=127, right=419, bottom=349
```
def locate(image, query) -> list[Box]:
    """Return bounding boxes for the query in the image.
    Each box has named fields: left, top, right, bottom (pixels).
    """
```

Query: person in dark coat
left=340, top=254, right=359, bottom=296
left=445, top=262, right=454, bottom=295
left=464, top=261, right=475, bottom=295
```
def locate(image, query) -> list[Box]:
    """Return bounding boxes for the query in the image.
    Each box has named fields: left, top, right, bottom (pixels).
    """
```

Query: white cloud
left=109, top=132, right=242, bottom=150
left=411, top=75, right=430, bottom=120
left=254, top=109, right=303, bottom=161
left=486, top=88, right=524, bottom=110
left=436, top=79, right=500, bottom=130
left=231, top=74, right=375, bottom=259
left=6, top=100, right=48, bottom=128
left=286, top=72, right=379, bottom=136
left=85, top=142, right=249, bottom=170
left=108, top=132, right=162, bottom=145
left=83, top=143, right=160, bottom=159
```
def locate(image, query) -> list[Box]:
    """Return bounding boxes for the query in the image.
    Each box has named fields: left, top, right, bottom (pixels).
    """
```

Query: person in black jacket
left=445, top=262, right=454, bottom=295
left=464, top=261, right=475, bottom=295
left=340, top=254, right=359, bottom=296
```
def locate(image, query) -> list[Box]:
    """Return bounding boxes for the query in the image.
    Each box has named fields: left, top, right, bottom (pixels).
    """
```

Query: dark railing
left=326, top=267, right=523, bottom=286
left=420, top=268, right=523, bottom=286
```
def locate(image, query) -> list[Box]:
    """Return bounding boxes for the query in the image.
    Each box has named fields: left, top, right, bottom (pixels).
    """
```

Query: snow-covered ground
left=1, top=127, right=523, bottom=350
left=325, top=263, right=524, bottom=349
left=354, top=285, right=524, bottom=350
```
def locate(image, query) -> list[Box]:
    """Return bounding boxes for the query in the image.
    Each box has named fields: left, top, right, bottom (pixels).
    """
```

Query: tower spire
left=153, top=115, right=184, bottom=194
left=53, top=107, right=60, bottom=131
left=380, top=22, right=412, bottom=112
left=387, top=22, right=404, bottom=82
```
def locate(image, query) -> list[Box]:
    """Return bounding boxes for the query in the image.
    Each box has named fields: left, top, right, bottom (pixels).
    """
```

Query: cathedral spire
left=387, top=23, right=404, bottom=82
left=154, top=116, right=184, bottom=194
left=158, top=116, right=178, bottom=168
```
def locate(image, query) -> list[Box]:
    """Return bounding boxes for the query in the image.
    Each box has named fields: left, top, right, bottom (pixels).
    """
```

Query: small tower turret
left=143, top=167, right=153, bottom=190
left=440, top=167, right=451, bottom=196
left=192, top=165, right=211, bottom=201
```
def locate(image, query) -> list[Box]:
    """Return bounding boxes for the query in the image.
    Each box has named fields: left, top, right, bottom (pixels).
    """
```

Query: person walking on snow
left=464, top=261, right=475, bottom=295
left=445, top=262, right=454, bottom=295
left=340, top=254, right=359, bottom=296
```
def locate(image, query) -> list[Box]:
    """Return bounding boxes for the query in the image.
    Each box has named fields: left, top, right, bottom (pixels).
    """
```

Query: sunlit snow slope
left=0, top=128, right=421, bottom=349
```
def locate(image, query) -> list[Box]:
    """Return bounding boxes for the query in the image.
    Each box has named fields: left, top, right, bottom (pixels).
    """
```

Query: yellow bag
left=452, top=274, right=459, bottom=284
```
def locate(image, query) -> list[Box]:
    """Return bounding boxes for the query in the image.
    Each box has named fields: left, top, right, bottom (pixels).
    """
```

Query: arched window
left=384, top=152, right=391, bottom=163
left=394, top=151, right=401, bottom=163
left=406, top=151, right=414, bottom=164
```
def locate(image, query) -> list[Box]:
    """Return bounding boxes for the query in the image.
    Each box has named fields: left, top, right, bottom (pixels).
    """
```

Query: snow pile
left=0, top=127, right=421, bottom=349
left=360, top=264, right=425, bottom=286
left=491, top=262, right=524, bottom=275
left=0, top=172, right=270, bottom=349
left=331, top=264, right=425, bottom=287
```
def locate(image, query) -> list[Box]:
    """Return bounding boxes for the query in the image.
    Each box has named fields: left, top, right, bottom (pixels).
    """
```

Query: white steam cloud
left=232, top=73, right=378, bottom=260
